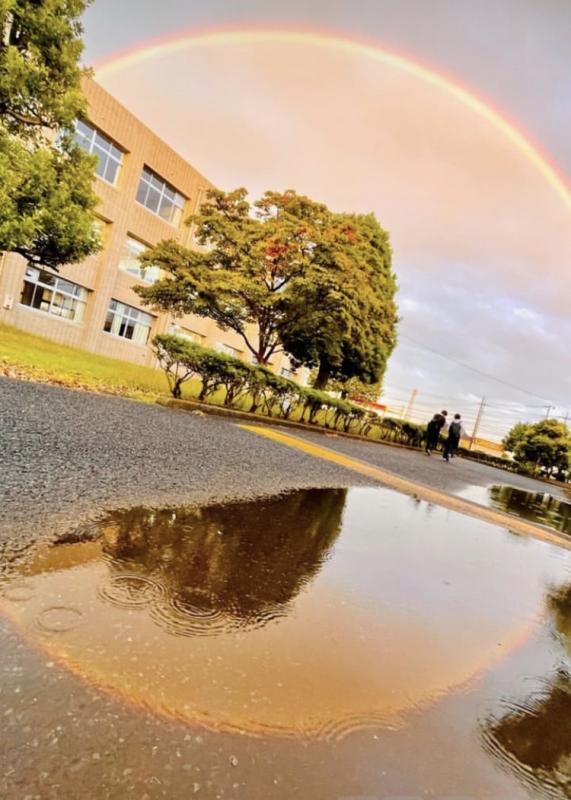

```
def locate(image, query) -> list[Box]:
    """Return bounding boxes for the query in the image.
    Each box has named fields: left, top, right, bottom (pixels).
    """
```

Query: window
left=216, top=343, right=242, bottom=358
left=74, top=120, right=124, bottom=185
left=119, top=236, right=161, bottom=284
left=20, top=267, right=88, bottom=322
left=168, top=325, right=205, bottom=344
left=136, top=166, right=186, bottom=225
left=104, top=300, right=153, bottom=344
left=280, top=367, right=295, bottom=379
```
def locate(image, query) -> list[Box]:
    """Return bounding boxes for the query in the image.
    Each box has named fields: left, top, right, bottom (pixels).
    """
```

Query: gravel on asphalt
left=1, top=376, right=567, bottom=577
left=0, top=377, right=373, bottom=571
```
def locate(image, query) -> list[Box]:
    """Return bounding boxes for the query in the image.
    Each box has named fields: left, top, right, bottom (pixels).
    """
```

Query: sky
left=81, top=0, right=571, bottom=440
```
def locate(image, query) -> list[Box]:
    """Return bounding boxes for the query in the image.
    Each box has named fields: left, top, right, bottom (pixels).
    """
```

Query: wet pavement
left=0, top=377, right=372, bottom=565
left=459, top=484, right=571, bottom=535
left=2, top=377, right=571, bottom=799
left=291, top=424, right=570, bottom=503
left=2, top=486, right=571, bottom=798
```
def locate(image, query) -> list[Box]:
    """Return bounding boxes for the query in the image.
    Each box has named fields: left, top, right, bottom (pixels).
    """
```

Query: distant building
left=0, top=78, right=305, bottom=383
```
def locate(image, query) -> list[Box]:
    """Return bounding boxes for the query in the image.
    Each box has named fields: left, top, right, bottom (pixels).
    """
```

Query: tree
left=503, top=419, right=571, bottom=477
left=325, top=375, right=382, bottom=403
left=281, top=212, right=398, bottom=389
left=0, top=0, right=100, bottom=269
left=136, top=189, right=398, bottom=386
left=137, top=188, right=318, bottom=364
left=502, top=421, right=532, bottom=454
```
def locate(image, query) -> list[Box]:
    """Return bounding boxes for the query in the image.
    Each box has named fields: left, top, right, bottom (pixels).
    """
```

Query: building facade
left=0, top=78, right=304, bottom=382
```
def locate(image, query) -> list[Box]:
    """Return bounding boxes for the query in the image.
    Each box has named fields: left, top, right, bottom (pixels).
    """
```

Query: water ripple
left=36, top=606, right=84, bottom=634
left=97, top=574, right=165, bottom=609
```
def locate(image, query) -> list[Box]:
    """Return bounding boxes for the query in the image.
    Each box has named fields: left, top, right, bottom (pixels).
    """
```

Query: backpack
left=449, top=421, right=462, bottom=438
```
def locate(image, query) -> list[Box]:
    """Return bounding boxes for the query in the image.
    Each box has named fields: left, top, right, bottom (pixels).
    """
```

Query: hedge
left=153, top=334, right=426, bottom=446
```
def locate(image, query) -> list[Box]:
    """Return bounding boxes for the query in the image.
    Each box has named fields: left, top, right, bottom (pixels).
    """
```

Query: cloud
left=95, top=38, right=571, bottom=438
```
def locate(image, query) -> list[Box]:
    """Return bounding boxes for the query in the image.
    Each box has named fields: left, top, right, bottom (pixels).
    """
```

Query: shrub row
left=153, top=334, right=426, bottom=446
left=456, top=446, right=571, bottom=482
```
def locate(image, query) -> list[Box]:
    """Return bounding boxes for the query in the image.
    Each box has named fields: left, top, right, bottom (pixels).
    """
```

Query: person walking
left=443, top=413, right=464, bottom=462
left=425, top=410, right=448, bottom=455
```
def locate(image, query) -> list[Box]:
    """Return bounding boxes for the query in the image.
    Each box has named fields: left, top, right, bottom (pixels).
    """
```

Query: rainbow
left=95, top=27, right=571, bottom=214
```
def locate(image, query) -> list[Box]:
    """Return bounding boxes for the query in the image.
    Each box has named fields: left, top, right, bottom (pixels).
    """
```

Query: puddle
left=2, top=486, right=571, bottom=798
left=460, top=484, right=571, bottom=535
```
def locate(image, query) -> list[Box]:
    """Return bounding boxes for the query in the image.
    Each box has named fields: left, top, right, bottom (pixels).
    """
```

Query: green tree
left=503, top=419, right=571, bottom=477
left=0, top=0, right=100, bottom=269
left=502, top=421, right=532, bottom=454
left=325, top=375, right=382, bottom=403
left=136, top=189, right=398, bottom=379
left=281, top=212, right=398, bottom=389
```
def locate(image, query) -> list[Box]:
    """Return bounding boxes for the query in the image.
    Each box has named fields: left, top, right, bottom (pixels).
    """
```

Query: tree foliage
left=0, top=0, right=100, bottom=269
left=281, top=212, right=397, bottom=388
left=316, top=375, right=382, bottom=403
left=152, top=334, right=424, bottom=448
left=136, top=188, right=398, bottom=386
left=503, top=419, right=571, bottom=477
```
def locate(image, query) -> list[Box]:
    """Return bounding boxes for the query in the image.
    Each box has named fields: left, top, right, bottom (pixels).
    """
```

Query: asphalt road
left=290, top=425, right=570, bottom=499
left=1, top=376, right=569, bottom=800
left=0, top=378, right=372, bottom=572
left=0, top=376, right=566, bottom=574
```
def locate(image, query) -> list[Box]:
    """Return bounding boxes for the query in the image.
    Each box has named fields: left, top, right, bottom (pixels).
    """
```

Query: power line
left=383, top=383, right=558, bottom=412
left=399, top=334, right=564, bottom=404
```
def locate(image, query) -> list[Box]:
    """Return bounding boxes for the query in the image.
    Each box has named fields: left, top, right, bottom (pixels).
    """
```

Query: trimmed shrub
left=153, top=335, right=436, bottom=452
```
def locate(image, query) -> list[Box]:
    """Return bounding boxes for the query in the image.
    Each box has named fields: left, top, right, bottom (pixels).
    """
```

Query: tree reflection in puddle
left=481, top=582, right=571, bottom=798
left=2, top=484, right=571, bottom=797
left=491, top=486, right=571, bottom=535
left=96, top=488, right=345, bottom=635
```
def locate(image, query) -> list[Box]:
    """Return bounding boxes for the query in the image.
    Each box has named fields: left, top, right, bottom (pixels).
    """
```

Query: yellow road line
left=239, top=424, right=571, bottom=551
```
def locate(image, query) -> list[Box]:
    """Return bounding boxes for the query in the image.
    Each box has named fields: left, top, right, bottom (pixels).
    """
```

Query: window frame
left=118, top=235, right=162, bottom=285
left=136, top=166, right=186, bottom=226
left=20, top=267, right=88, bottom=323
left=216, top=342, right=243, bottom=359
left=168, top=324, right=205, bottom=344
left=103, top=299, right=154, bottom=345
left=74, top=119, right=124, bottom=186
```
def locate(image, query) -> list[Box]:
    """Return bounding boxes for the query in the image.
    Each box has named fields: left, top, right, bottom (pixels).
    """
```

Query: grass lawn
left=0, top=324, right=345, bottom=425
left=0, top=323, right=202, bottom=402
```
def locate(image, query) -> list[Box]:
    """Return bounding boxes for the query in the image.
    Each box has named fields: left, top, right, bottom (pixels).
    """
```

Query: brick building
left=0, top=78, right=304, bottom=382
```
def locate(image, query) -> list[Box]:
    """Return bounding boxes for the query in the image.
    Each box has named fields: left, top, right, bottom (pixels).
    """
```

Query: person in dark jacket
left=425, top=410, right=448, bottom=455
left=443, top=413, right=464, bottom=462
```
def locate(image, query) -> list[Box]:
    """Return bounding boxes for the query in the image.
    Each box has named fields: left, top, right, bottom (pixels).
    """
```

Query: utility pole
left=470, top=397, right=486, bottom=451
left=404, top=388, right=417, bottom=422
left=544, top=405, right=553, bottom=420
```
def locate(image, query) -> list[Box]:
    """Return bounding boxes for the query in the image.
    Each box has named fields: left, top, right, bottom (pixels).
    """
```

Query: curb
left=156, top=397, right=421, bottom=452
left=158, top=397, right=570, bottom=495
left=242, top=425, right=571, bottom=550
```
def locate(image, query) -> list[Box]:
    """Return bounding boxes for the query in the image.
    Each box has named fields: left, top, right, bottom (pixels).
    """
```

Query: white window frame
left=103, top=299, right=153, bottom=345
left=168, top=324, right=205, bottom=344
left=119, top=235, right=161, bottom=284
left=20, top=267, right=88, bottom=323
left=74, top=120, right=124, bottom=186
left=136, top=166, right=186, bottom=226
left=216, top=342, right=243, bottom=359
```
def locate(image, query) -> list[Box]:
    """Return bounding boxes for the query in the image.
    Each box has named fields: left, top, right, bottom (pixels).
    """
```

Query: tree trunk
left=313, top=362, right=331, bottom=391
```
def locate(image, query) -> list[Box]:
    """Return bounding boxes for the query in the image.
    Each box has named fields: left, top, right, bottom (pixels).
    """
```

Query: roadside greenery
left=154, top=334, right=423, bottom=446
left=0, top=0, right=100, bottom=270
left=502, top=419, right=571, bottom=480
left=136, top=188, right=398, bottom=390
left=0, top=322, right=172, bottom=399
